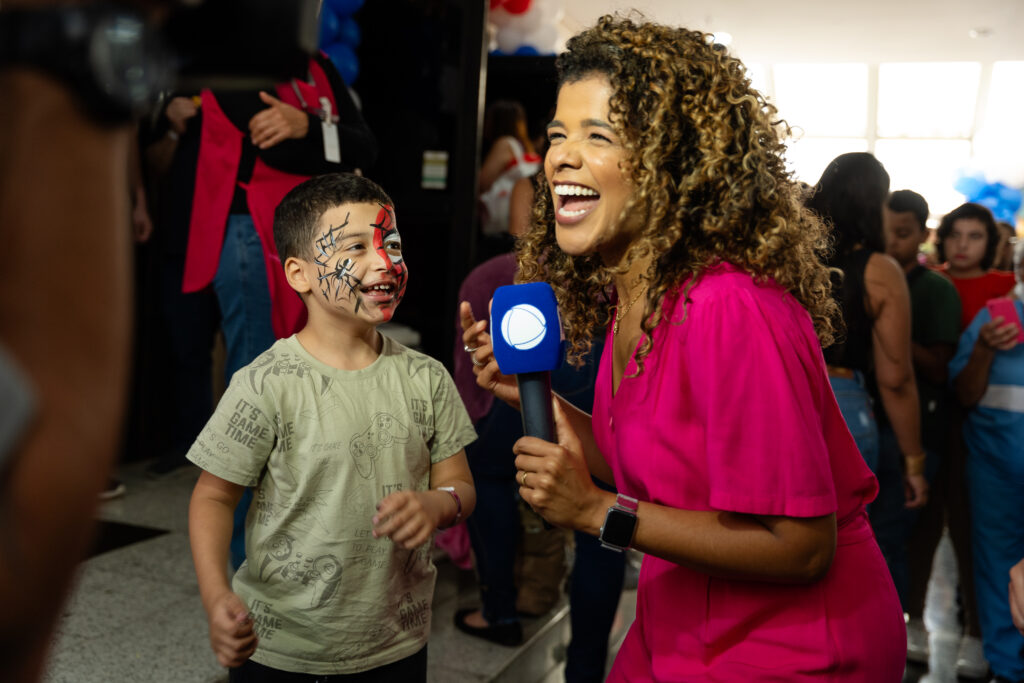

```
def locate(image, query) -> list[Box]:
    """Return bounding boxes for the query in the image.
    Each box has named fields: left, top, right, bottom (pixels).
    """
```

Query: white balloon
left=539, top=0, right=564, bottom=24
left=505, top=2, right=542, bottom=34
left=497, top=25, right=526, bottom=54
left=525, top=23, right=558, bottom=54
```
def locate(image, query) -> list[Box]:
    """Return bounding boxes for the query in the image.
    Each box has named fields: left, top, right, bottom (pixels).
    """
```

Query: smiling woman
left=462, top=13, right=909, bottom=682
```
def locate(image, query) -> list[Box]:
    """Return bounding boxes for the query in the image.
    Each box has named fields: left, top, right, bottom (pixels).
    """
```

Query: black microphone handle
left=517, top=371, right=554, bottom=442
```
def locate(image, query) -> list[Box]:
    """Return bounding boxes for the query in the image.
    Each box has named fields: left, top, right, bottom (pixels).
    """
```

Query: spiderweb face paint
left=313, top=211, right=365, bottom=311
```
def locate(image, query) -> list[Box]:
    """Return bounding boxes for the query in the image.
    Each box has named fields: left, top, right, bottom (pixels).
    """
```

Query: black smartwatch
left=0, top=3, right=173, bottom=125
left=599, top=493, right=639, bottom=552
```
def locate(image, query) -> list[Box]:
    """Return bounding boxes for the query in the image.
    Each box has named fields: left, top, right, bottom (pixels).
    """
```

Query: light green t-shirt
left=187, top=334, right=476, bottom=675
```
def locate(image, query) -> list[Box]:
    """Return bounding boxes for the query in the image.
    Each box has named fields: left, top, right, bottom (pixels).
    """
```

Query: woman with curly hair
left=461, top=14, right=905, bottom=682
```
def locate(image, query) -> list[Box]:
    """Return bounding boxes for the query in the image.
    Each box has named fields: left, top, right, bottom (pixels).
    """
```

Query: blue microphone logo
left=500, top=304, right=547, bottom=351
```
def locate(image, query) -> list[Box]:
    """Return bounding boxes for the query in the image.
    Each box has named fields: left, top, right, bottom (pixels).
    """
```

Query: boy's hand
left=206, top=591, right=258, bottom=668
left=372, top=490, right=447, bottom=549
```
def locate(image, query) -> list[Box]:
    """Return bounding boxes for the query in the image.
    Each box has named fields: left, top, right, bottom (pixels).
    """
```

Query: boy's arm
left=430, top=449, right=477, bottom=527
left=372, top=450, right=476, bottom=549
left=188, top=471, right=258, bottom=668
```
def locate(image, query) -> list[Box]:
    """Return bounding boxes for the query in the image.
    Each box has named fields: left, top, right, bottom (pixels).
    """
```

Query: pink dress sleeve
left=681, top=284, right=837, bottom=517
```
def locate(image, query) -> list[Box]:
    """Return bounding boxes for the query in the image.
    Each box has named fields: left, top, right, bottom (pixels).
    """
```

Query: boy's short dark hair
left=935, top=202, right=999, bottom=270
left=274, top=173, right=394, bottom=261
left=886, top=190, right=929, bottom=232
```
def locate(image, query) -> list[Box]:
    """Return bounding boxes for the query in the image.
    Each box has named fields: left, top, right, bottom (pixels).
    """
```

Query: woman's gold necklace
left=613, top=285, right=648, bottom=335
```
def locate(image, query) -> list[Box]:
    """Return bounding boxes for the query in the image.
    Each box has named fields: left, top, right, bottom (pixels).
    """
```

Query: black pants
left=228, top=646, right=427, bottom=683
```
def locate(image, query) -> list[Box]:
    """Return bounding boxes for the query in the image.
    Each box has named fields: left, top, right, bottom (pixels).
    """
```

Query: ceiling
left=560, top=0, right=1024, bottom=64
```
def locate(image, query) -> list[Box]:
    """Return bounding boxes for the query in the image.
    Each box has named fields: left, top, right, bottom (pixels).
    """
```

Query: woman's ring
left=464, top=344, right=480, bottom=353
left=519, top=471, right=529, bottom=487
left=471, top=355, right=485, bottom=367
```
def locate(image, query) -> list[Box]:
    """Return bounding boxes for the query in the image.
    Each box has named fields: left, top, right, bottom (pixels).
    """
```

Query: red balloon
left=503, top=0, right=531, bottom=14
left=489, top=0, right=504, bottom=9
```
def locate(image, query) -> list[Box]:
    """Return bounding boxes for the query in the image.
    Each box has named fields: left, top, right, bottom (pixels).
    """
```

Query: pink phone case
left=986, top=298, right=1024, bottom=343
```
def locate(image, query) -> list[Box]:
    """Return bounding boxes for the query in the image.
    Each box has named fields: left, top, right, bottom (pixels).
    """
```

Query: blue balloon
left=995, top=183, right=1023, bottom=212
left=318, top=5, right=340, bottom=47
left=337, top=16, right=361, bottom=47
left=324, top=41, right=359, bottom=84
left=513, top=45, right=540, bottom=56
left=953, top=172, right=986, bottom=200
left=326, top=0, right=364, bottom=18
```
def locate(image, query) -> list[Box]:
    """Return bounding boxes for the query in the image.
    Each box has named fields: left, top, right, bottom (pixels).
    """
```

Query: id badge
left=320, top=96, right=341, bottom=163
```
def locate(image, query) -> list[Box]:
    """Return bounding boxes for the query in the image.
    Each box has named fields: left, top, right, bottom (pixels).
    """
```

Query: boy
left=187, top=173, right=476, bottom=681
left=873, top=190, right=972, bottom=670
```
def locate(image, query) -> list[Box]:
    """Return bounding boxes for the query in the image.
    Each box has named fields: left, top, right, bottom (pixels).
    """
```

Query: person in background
left=477, top=99, right=541, bottom=261
left=992, top=220, right=1017, bottom=273
left=948, top=237, right=1023, bottom=683
left=806, top=154, right=928, bottom=513
left=872, top=189, right=962, bottom=667
left=463, top=16, right=906, bottom=680
left=926, top=201, right=1016, bottom=677
left=935, top=203, right=1016, bottom=330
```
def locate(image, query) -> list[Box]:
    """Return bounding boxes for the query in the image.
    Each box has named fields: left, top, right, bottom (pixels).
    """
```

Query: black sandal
left=453, top=608, right=523, bottom=646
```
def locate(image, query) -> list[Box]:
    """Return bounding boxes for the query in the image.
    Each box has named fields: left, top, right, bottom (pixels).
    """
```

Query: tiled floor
left=41, top=457, right=985, bottom=683
left=41, top=459, right=634, bottom=683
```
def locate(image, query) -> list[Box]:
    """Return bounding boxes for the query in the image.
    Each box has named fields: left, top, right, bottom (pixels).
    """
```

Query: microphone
left=490, top=282, right=563, bottom=442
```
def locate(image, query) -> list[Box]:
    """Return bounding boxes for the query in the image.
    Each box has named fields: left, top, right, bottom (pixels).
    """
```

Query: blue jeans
left=829, top=373, right=879, bottom=475
left=215, top=214, right=276, bottom=570
left=870, top=424, right=939, bottom=609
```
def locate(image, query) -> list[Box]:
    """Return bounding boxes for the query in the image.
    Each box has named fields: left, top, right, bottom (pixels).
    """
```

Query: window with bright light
left=874, top=139, right=973, bottom=217
left=972, top=61, right=1024, bottom=188
left=784, top=137, right=869, bottom=185
left=772, top=63, right=868, bottom=137
left=877, top=63, right=980, bottom=138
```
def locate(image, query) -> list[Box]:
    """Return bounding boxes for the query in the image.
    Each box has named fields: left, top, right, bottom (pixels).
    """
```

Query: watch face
left=602, top=508, right=637, bottom=547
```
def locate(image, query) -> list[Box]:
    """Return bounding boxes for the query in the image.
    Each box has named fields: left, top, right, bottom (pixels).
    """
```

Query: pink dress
left=596, top=263, right=905, bottom=682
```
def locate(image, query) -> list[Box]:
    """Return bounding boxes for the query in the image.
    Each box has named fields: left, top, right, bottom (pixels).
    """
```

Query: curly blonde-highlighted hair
left=516, top=14, right=837, bottom=371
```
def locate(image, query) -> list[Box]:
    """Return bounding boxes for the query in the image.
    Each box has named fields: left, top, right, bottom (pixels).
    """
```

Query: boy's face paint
left=371, top=204, right=408, bottom=320
left=308, top=202, right=407, bottom=324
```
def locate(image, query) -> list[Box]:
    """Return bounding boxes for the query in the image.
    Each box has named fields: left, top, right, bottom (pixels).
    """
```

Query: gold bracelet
left=904, top=453, right=926, bottom=477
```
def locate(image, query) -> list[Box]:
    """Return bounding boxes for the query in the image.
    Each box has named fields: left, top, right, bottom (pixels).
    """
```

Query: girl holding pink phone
left=949, top=273, right=1024, bottom=682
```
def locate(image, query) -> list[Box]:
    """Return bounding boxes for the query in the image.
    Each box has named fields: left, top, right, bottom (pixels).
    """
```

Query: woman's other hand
left=460, top=300, right=520, bottom=409
left=248, top=91, right=309, bottom=150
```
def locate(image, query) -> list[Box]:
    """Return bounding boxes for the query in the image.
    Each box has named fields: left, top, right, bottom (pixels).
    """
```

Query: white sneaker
left=955, top=635, right=989, bottom=679
left=905, top=617, right=929, bottom=664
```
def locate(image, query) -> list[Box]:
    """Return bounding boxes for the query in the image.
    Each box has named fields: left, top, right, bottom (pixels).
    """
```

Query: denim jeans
left=870, top=424, right=939, bottom=609
left=214, top=214, right=276, bottom=570
left=213, top=214, right=276, bottom=385
left=829, top=373, right=879, bottom=475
